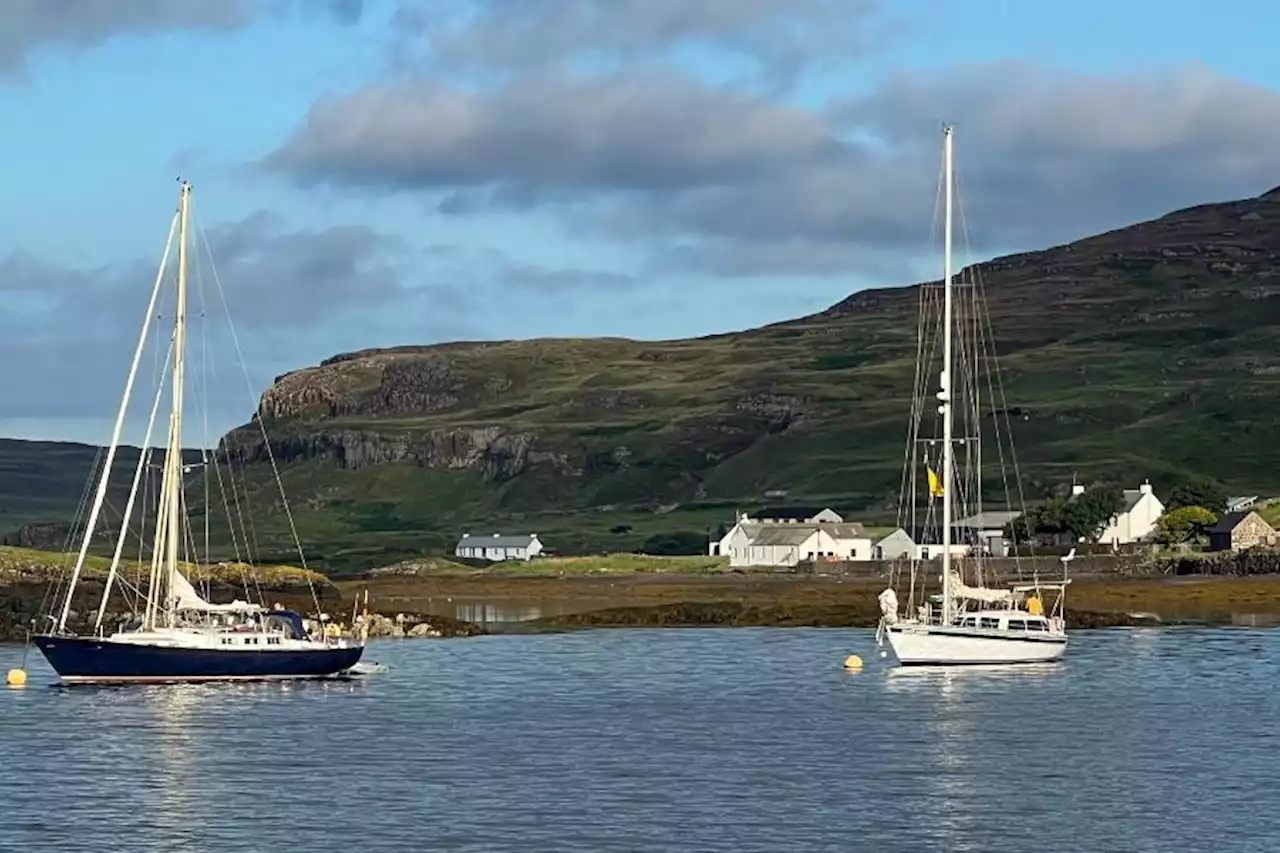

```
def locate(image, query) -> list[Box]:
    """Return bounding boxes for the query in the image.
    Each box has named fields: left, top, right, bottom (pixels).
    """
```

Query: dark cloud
left=269, top=62, right=1280, bottom=279
left=0, top=210, right=424, bottom=426
left=267, top=74, right=843, bottom=192
left=0, top=0, right=252, bottom=72
left=194, top=210, right=408, bottom=330
left=833, top=61, right=1280, bottom=248
left=391, top=0, right=885, bottom=84
left=0, top=0, right=363, bottom=73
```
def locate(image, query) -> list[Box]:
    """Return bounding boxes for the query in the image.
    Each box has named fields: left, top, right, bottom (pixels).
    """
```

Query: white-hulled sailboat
left=32, top=181, right=365, bottom=683
left=875, top=126, right=1069, bottom=666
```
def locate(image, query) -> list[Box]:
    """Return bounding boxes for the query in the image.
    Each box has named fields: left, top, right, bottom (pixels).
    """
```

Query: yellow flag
left=927, top=467, right=944, bottom=498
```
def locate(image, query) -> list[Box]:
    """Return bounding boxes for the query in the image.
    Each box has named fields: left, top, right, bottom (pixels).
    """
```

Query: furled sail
left=169, top=569, right=257, bottom=613
left=878, top=588, right=900, bottom=624
left=947, top=571, right=1015, bottom=604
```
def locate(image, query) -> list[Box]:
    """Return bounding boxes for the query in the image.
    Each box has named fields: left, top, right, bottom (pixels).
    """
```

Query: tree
left=1065, top=486, right=1125, bottom=542
left=1167, top=478, right=1229, bottom=514
left=1011, top=486, right=1126, bottom=544
left=639, top=531, right=707, bottom=556
left=1154, top=505, right=1218, bottom=545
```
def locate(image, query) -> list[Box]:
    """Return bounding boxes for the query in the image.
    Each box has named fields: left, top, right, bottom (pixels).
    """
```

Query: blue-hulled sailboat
left=32, top=181, right=364, bottom=683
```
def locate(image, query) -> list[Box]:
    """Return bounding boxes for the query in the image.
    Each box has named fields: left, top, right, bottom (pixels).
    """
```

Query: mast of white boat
left=939, top=125, right=955, bottom=627
left=54, top=211, right=180, bottom=634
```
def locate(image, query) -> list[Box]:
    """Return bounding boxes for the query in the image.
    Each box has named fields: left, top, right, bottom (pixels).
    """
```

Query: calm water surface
left=2, top=627, right=1278, bottom=852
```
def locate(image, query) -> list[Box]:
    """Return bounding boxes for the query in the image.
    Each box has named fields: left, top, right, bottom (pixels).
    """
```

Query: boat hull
left=32, top=635, right=364, bottom=683
left=883, top=624, right=1066, bottom=666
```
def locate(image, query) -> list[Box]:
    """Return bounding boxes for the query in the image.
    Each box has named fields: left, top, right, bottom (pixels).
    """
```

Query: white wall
left=1098, top=490, right=1165, bottom=545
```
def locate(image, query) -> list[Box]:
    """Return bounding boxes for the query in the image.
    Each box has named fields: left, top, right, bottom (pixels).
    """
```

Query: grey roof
left=457, top=534, right=537, bottom=549
left=1121, top=490, right=1145, bottom=513
left=736, top=521, right=865, bottom=544
left=953, top=510, right=1020, bottom=529
left=751, top=527, right=821, bottom=547
left=820, top=522, right=866, bottom=539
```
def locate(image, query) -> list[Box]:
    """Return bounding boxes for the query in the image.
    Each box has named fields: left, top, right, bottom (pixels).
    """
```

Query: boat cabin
left=956, top=610, right=1053, bottom=632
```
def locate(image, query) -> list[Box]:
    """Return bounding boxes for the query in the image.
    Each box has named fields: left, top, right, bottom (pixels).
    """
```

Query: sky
left=5, top=0, right=1280, bottom=446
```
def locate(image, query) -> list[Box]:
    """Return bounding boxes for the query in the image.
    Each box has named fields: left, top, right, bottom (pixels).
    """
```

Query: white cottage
left=1096, top=481, right=1164, bottom=546
left=455, top=533, right=544, bottom=562
left=714, top=514, right=871, bottom=567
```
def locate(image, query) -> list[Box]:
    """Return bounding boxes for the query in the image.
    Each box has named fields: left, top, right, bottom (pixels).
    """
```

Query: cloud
left=267, top=74, right=843, bottom=193
left=270, top=62, right=1280, bottom=280
left=194, top=210, right=409, bottom=330
left=391, top=0, right=884, bottom=84
left=0, top=211, right=421, bottom=427
left=834, top=61, right=1280, bottom=247
left=0, top=0, right=363, bottom=74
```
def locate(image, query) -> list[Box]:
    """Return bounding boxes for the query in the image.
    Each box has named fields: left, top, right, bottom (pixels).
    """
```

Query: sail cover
left=947, top=571, right=1016, bottom=604
left=169, top=569, right=258, bottom=613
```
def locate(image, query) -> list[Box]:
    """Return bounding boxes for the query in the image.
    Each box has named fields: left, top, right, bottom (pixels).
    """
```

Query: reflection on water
left=4, top=627, right=1280, bottom=851
left=420, top=595, right=623, bottom=624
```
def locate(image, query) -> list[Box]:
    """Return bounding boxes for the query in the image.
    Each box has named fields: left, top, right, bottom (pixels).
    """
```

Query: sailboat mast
left=940, top=125, right=955, bottom=626
left=164, top=181, right=192, bottom=627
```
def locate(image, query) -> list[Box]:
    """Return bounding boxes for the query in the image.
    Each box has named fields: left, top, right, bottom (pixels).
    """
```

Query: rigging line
left=894, top=155, right=946, bottom=594
left=210, top=442, right=253, bottom=601
left=37, top=440, right=104, bottom=632
left=954, top=169, right=1036, bottom=573
left=193, top=209, right=320, bottom=617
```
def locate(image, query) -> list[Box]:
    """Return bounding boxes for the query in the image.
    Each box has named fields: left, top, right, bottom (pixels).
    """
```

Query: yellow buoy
left=6, top=668, right=27, bottom=687
left=843, top=654, right=864, bottom=671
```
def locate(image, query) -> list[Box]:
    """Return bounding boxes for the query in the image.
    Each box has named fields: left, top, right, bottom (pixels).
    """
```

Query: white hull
left=883, top=624, right=1066, bottom=666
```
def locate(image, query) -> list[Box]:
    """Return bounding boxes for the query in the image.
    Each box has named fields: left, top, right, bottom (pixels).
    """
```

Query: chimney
left=493, top=532, right=501, bottom=537
left=1071, top=484, right=1085, bottom=497
left=1140, top=480, right=1152, bottom=495
left=462, top=533, right=470, bottom=538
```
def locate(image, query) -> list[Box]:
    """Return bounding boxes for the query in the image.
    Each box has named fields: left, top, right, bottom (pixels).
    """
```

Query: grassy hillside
left=8, top=188, right=1280, bottom=574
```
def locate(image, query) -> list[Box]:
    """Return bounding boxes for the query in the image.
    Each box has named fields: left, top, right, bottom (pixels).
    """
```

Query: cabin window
left=1025, top=621, right=1047, bottom=632
left=959, top=617, right=978, bottom=628
left=1006, top=620, right=1027, bottom=631
left=979, top=618, right=1000, bottom=629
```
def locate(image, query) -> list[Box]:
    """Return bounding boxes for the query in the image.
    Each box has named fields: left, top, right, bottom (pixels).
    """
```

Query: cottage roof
left=457, top=533, right=537, bottom=549
left=954, top=510, right=1020, bottom=529
left=1207, top=511, right=1255, bottom=535
left=750, top=527, right=820, bottom=546
left=820, top=522, right=866, bottom=539
left=1120, top=490, right=1146, bottom=513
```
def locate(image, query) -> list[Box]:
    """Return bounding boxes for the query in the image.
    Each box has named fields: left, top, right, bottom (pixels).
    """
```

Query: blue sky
left=4, top=0, right=1280, bottom=444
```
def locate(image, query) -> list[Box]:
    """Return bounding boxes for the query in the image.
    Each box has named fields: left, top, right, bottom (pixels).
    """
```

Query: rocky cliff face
left=223, top=423, right=566, bottom=481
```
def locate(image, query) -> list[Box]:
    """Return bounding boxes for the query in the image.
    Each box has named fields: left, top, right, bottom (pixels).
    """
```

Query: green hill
left=8, top=187, right=1280, bottom=574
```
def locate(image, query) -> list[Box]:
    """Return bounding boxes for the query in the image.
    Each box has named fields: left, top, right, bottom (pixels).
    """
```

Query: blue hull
left=33, top=635, right=364, bottom=683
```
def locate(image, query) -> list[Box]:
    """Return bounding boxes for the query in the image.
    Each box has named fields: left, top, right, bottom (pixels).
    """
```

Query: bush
left=639, top=531, right=708, bottom=556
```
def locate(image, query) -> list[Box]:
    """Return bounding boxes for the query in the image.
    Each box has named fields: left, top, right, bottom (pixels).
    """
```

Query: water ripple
left=3, top=627, right=1279, bottom=852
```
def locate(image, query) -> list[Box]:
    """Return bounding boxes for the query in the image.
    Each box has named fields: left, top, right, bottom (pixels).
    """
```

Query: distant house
left=714, top=514, right=870, bottom=567
left=873, top=528, right=916, bottom=560
left=1226, top=496, right=1259, bottom=513
left=1096, top=481, right=1165, bottom=546
left=954, top=510, right=1021, bottom=557
left=749, top=506, right=843, bottom=524
left=455, top=533, right=544, bottom=562
left=1208, top=511, right=1277, bottom=552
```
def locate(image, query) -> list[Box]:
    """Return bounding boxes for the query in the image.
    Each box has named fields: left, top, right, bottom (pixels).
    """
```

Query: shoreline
left=8, top=568, right=1280, bottom=641
left=337, top=571, right=1280, bottom=634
